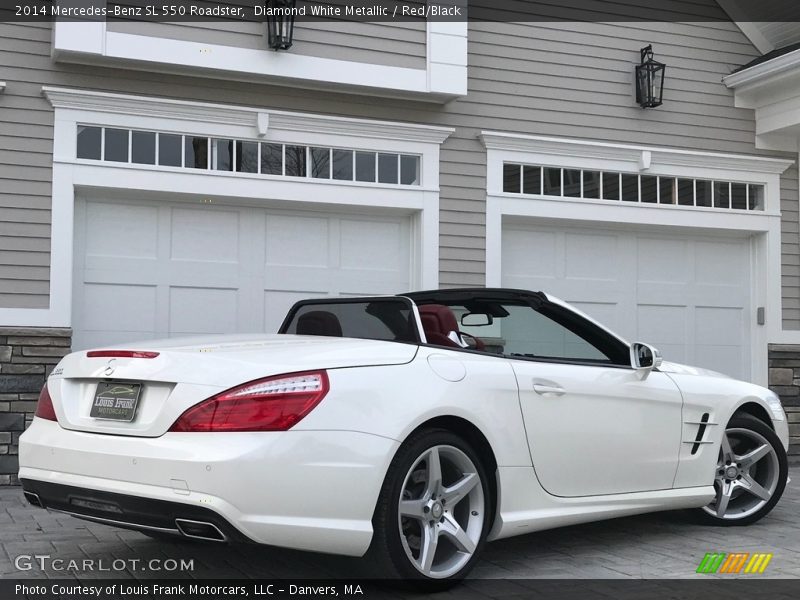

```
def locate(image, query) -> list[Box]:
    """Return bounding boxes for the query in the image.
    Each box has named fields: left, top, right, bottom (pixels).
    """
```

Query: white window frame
left=0, top=87, right=451, bottom=329
left=52, top=8, right=467, bottom=101
left=481, top=131, right=794, bottom=386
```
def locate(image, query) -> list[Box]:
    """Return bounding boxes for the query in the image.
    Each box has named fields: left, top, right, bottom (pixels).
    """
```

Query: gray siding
left=106, top=19, right=427, bottom=70
left=1, top=1, right=799, bottom=325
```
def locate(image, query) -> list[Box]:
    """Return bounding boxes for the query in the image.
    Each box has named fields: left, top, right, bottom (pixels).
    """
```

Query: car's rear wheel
left=367, top=429, right=492, bottom=586
left=699, top=414, right=787, bottom=526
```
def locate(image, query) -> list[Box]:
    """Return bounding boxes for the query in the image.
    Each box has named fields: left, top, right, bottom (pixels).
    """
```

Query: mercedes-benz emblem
left=104, top=359, right=116, bottom=377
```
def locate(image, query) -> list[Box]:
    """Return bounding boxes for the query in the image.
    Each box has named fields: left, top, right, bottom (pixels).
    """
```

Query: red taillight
left=35, top=383, right=57, bottom=422
left=169, top=370, right=329, bottom=433
left=86, top=350, right=160, bottom=359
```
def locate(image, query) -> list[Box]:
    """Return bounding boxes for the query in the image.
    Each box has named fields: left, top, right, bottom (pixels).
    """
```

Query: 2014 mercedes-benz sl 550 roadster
left=19, top=288, right=789, bottom=582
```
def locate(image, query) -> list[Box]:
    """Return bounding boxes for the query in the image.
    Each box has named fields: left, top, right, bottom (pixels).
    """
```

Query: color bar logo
left=697, top=552, right=773, bottom=574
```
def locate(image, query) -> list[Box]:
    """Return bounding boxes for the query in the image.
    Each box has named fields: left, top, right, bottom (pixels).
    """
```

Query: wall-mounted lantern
left=635, top=45, right=665, bottom=108
left=266, top=0, right=296, bottom=51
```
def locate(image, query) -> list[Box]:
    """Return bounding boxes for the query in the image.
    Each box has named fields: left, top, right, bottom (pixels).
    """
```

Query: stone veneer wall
left=768, top=345, right=800, bottom=457
left=0, top=327, right=71, bottom=484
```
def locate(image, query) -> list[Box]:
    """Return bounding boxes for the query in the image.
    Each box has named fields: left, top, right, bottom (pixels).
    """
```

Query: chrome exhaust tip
left=23, top=491, right=43, bottom=508
left=174, top=518, right=226, bottom=542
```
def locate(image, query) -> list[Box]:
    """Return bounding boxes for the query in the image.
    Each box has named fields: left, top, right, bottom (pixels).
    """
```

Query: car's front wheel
left=367, top=429, right=492, bottom=586
left=700, top=414, right=787, bottom=525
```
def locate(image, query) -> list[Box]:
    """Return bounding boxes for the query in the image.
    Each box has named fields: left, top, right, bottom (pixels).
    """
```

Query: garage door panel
left=564, top=232, right=620, bottom=281
left=502, top=223, right=752, bottom=381
left=340, top=219, right=407, bottom=273
left=80, top=283, right=157, bottom=335
left=85, top=202, right=159, bottom=259
left=170, top=208, right=240, bottom=263
left=695, top=241, right=749, bottom=286
left=265, top=215, right=330, bottom=268
left=168, top=287, right=239, bottom=336
left=637, top=238, right=690, bottom=284
left=502, top=228, right=558, bottom=279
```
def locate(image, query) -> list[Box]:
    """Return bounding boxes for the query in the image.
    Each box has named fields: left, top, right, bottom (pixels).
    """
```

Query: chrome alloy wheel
left=702, top=427, right=780, bottom=520
left=397, top=445, right=485, bottom=579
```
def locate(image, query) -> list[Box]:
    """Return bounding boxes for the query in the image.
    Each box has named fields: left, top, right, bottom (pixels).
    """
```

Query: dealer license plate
left=90, top=381, right=142, bottom=422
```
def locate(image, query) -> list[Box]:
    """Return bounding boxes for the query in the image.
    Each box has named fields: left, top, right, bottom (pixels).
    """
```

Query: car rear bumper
left=20, top=479, right=249, bottom=542
left=19, top=418, right=399, bottom=556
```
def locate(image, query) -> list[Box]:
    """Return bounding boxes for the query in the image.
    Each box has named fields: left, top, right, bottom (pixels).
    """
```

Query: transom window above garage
left=502, top=163, right=765, bottom=211
left=76, top=125, right=421, bottom=186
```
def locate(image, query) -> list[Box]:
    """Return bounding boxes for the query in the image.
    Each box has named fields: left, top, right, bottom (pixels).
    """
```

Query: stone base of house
left=768, top=345, right=800, bottom=456
left=0, top=327, right=71, bottom=485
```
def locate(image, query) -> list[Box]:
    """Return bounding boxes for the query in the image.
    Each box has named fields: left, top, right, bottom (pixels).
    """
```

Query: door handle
left=532, top=381, right=565, bottom=396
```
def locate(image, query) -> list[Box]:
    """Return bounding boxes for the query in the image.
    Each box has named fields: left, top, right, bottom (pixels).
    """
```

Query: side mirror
left=461, top=313, right=493, bottom=327
left=631, top=342, right=662, bottom=375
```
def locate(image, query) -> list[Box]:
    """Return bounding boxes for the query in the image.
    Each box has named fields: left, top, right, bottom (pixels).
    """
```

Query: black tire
left=366, top=428, right=493, bottom=588
left=698, top=413, right=788, bottom=526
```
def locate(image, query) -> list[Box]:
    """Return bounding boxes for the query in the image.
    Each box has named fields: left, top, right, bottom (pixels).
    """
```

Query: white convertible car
left=19, top=289, right=789, bottom=582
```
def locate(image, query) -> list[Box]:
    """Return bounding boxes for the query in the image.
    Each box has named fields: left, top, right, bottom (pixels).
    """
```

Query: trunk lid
left=48, top=334, right=417, bottom=437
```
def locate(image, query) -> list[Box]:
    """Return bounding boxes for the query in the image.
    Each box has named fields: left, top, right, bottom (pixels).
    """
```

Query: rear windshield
left=280, top=299, right=420, bottom=343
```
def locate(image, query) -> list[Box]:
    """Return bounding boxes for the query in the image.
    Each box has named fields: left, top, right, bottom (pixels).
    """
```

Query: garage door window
left=75, top=125, right=421, bottom=187
left=503, top=162, right=765, bottom=211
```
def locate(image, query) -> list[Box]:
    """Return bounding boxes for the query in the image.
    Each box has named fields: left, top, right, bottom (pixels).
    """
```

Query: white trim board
left=44, top=87, right=454, bottom=145
left=52, top=17, right=467, bottom=102
left=482, top=132, right=792, bottom=387
left=0, top=88, right=448, bottom=328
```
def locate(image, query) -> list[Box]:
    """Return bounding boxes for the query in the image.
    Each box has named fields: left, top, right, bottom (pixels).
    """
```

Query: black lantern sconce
left=635, top=45, right=665, bottom=108
left=266, top=0, right=296, bottom=51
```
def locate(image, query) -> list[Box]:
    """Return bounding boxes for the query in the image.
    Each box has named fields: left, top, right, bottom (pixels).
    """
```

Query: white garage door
left=72, top=197, right=413, bottom=350
left=502, top=223, right=753, bottom=381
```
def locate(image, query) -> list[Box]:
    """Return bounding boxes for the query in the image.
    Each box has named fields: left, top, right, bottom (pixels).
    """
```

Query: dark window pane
left=104, top=128, right=129, bottom=163
left=713, top=181, right=730, bottom=209
left=311, top=147, right=331, bottom=179
left=77, top=126, right=101, bottom=160
left=260, top=143, right=282, bottom=175
left=131, top=131, right=155, bottom=165
left=659, top=177, right=676, bottom=204
left=731, top=183, right=747, bottom=210
left=235, top=141, right=258, bottom=173
left=621, top=174, right=638, bottom=202
left=520, top=165, right=540, bottom=195
left=696, top=180, right=712, bottom=207
left=213, top=139, right=234, bottom=171
left=400, top=155, right=419, bottom=185
left=543, top=168, right=561, bottom=196
left=563, top=169, right=581, bottom=197
left=678, top=179, right=694, bottom=206
left=185, top=137, right=209, bottom=169
left=356, top=152, right=376, bottom=182
left=749, top=184, right=765, bottom=210
left=378, top=153, right=398, bottom=184
left=333, top=149, right=354, bottom=181
left=285, top=145, right=307, bottom=177
left=602, top=172, right=619, bottom=200
left=583, top=171, right=600, bottom=199
left=641, top=175, right=658, bottom=203
left=503, top=163, right=521, bottom=193
left=158, top=134, right=182, bottom=167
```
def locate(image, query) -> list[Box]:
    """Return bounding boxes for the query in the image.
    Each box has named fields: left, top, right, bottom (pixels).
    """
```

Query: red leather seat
left=419, top=304, right=462, bottom=348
